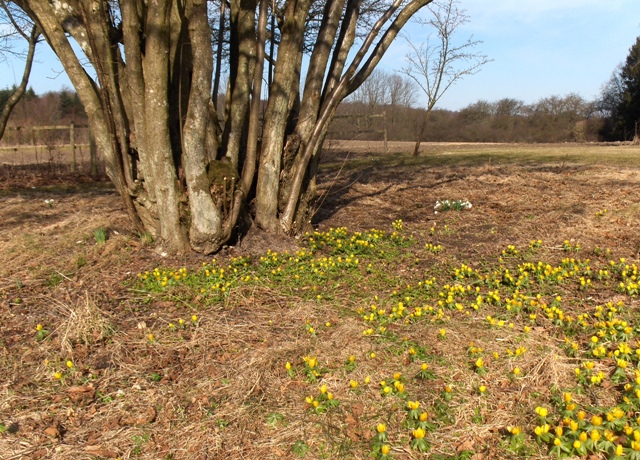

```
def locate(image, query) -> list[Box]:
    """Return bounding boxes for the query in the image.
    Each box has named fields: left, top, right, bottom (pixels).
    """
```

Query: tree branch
left=0, top=24, right=38, bottom=140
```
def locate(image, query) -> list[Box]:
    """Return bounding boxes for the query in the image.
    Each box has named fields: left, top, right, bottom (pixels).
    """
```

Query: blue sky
left=1, top=0, right=639, bottom=111
left=380, top=0, right=640, bottom=110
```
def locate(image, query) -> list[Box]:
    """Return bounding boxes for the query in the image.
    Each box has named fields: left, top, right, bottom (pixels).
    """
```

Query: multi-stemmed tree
left=6, top=0, right=432, bottom=253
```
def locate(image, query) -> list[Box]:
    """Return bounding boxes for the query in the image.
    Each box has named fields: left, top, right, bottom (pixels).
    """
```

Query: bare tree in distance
left=387, top=73, right=417, bottom=109
left=402, top=0, right=490, bottom=155
left=0, top=2, right=39, bottom=139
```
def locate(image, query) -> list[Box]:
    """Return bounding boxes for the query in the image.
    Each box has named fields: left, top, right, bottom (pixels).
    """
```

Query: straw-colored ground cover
left=1, top=143, right=639, bottom=459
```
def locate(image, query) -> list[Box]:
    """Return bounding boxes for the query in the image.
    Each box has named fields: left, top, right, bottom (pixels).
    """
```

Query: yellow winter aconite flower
left=590, top=430, right=601, bottom=442
left=66, top=360, right=74, bottom=369
left=535, top=407, right=548, bottom=418
left=364, top=376, right=371, bottom=384
left=412, top=427, right=426, bottom=439
left=381, top=445, right=391, bottom=455
left=419, top=412, right=429, bottom=422
left=349, top=380, right=358, bottom=389
left=579, top=432, right=588, bottom=442
left=54, top=372, right=62, bottom=379
left=573, top=440, right=581, bottom=449
left=191, top=314, right=198, bottom=322
left=36, top=324, right=43, bottom=331
left=591, top=415, right=603, bottom=426
left=285, top=362, right=292, bottom=370
left=479, top=385, right=486, bottom=394
left=319, top=384, right=327, bottom=394
left=507, top=426, right=521, bottom=435
left=534, top=425, right=550, bottom=436
left=377, top=423, right=386, bottom=433
left=407, top=400, right=420, bottom=410
left=612, top=407, right=626, bottom=419
left=555, top=426, right=563, bottom=437
left=475, top=358, right=484, bottom=368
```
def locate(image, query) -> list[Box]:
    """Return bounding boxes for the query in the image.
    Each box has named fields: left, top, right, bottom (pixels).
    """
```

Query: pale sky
left=381, top=0, right=640, bottom=110
left=1, top=0, right=639, bottom=111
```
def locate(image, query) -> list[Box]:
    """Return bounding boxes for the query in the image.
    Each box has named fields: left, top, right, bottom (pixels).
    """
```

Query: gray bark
left=183, top=0, right=224, bottom=253
left=143, top=0, right=190, bottom=252
left=255, top=0, right=311, bottom=232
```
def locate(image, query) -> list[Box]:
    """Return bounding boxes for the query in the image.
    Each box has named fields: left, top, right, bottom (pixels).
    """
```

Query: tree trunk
left=141, top=0, right=190, bottom=252
left=182, top=0, right=224, bottom=253
left=255, top=0, right=311, bottom=232
left=413, top=111, right=430, bottom=156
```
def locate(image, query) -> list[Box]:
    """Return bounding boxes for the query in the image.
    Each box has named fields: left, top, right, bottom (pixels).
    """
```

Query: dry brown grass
left=0, top=143, right=639, bottom=459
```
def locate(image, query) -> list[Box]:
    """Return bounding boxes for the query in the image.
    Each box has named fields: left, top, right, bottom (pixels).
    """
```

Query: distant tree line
left=0, top=87, right=86, bottom=145
left=0, top=84, right=607, bottom=146
left=330, top=34, right=640, bottom=145
left=331, top=82, right=605, bottom=143
left=6, top=31, right=640, bottom=149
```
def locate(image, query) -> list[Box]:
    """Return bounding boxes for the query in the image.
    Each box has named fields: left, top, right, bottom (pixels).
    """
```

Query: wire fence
left=0, top=122, right=105, bottom=177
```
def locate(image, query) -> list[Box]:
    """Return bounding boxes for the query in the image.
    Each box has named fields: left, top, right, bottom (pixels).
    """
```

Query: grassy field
left=1, top=143, right=640, bottom=459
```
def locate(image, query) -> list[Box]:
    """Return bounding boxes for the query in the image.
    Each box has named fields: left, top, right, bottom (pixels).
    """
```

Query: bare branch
left=0, top=24, right=38, bottom=139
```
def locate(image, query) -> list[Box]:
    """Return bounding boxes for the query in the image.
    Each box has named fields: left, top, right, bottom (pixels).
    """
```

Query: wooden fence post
left=383, top=111, right=388, bottom=154
left=31, top=126, right=37, bottom=164
left=89, top=129, right=97, bottom=176
left=70, top=121, right=76, bottom=172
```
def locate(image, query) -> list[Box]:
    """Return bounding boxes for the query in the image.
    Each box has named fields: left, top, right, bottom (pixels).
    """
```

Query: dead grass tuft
left=50, top=292, right=113, bottom=355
